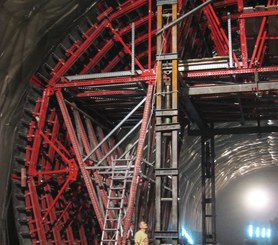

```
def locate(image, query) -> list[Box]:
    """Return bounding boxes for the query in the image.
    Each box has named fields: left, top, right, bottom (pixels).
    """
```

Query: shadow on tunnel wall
left=0, top=1, right=98, bottom=243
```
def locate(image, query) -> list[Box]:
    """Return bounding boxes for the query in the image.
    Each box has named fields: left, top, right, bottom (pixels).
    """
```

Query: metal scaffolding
left=10, top=0, right=278, bottom=244
left=201, top=136, right=216, bottom=245
left=155, top=0, right=179, bottom=244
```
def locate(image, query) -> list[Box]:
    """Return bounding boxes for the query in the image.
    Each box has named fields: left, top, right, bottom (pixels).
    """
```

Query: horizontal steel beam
left=185, top=66, right=278, bottom=78
left=187, top=81, right=278, bottom=95
left=65, top=70, right=142, bottom=81
left=76, top=90, right=139, bottom=97
left=240, top=9, right=278, bottom=19
left=57, top=74, right=156, bottom=88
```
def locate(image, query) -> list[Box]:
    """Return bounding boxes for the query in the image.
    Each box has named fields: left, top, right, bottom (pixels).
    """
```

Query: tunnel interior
left=1, top=0, right=278, bottom=244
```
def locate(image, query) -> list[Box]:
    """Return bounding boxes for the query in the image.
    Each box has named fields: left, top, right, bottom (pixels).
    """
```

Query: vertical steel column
left=227, top=12, right=233, bottom=68
left=238, top=0, right=248, bottom=68
left=155, top=4, right=163, bottom=245
left=148, top=0, right=152, bottom=70
left=171, top=3, right=179, bottom=245
left=201, top=136, right=216, bottom=245
left=155, top=1, right=180, bottom=244
left=131, top=22, right=135, bottom=75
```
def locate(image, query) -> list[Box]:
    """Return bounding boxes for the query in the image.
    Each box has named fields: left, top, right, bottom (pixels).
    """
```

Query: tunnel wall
left=0, top=1, right=96, bottom=243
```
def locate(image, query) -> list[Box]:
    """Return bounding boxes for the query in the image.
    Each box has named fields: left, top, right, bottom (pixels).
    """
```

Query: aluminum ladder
left=101, top=159, right=134, bottom=245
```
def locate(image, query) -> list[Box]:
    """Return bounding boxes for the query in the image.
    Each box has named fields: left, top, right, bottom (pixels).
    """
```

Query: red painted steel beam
left=104, top=29, right=157, bottom=71
left=249, top=15, right=267, bottom=68
left=39, top=109, right=56, bottom=184
left=44, top=113, right=60, bottom=170
left=97, top=7, right=113, bottom=22
left=54, top=201, right=72, bottom=228
left=137, top=46, right=156, bottom=60
left=102, top=51, right=125, bottom=72
left=108, top=22, right=145, bottom=71
left=256, top=30, right=267, bottom=66
left=30, top=74, right=45, bottom=89
left=202, top=1, right=240, bottom=67
left=60, top=198, right=75, bottom=244
left=202, top=3, right=227, bottom=55
left=131, top=30, right=157, bottom=48
left=80, top=14, right=156, bottom=74
left=80, top=40, right=114, bottom=74
left=85, top=119, right=126, bottom=217
left=260, top=45, right=267, bottom=65
left=239, top=9, right=278, bottom=19
left=122, top=84, right=154, bottom=244
left=41, top=178, right=71, bottom=224
left=43, top=185, right=62, bottom=244
left=55, top=90, right=105, bottom=230
left=39, top=131, right=75, bottom=166
left=28, top=89, right=51, bottom=176
left=78, top=0, right=149, bottom=74
left=119, top=15, right=152, bottom=36
left=77, top=213, right=88, bottom=245
left=238, top=0, right=248, bottom=68
left=48, top=19, right=109, bottom=86
left=76, top=90, right=139, bottom=97
left=249, top=0, right=274, bottom=67
left=85, top=119, right=108, bottom=167
left=57, top=73, right=156, bottom=88
left=28, top=178, right=47, bottom=244
left=109, top=0, right=147, bottom=20
left=247, top=37, right=278, bottom=40
left=37, top=115, right=78, bottom=234
left=213, top=0, right=237, bottom=8
left=73, top=110, right=117, bottom=225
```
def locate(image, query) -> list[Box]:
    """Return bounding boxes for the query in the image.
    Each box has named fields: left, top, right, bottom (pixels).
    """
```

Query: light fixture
left=245, top=188, right=270, bottom=211
left=181, top=228, right=194, bottom=245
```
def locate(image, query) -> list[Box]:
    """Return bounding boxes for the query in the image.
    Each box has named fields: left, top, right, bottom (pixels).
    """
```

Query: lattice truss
left=10, top=0, right=278, bottom=244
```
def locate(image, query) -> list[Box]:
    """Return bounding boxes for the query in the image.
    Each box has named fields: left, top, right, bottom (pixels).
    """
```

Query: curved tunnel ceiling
left=1, top=0, right=278, bottom=244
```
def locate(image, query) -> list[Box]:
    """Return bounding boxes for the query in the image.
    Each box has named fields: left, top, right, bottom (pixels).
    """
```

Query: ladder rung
left=98, top=171, right=110, bottom=174
left=205, top=214, right=213, bottom=217
left=113, top=176, right=132, bottom=180
left=114, top=170, right=133, bottom=173
left=104, top=228, right=118, bottom=231
left=106, top=218, right=119, bottom=221
left=110, top=187, right=123, bottom=190
left=110, top=197, right=122, bottom=200
left=161, top=198, right=172, bottom=201
left=98, top=171, right=133, bottom=175
left=107, top=207, right=121, bottom=210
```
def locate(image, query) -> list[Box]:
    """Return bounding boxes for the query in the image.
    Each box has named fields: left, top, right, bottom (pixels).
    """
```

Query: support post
left=201, top=136, right=216, bottom=245
left=227, top=12, right=233, bottom=68
left=155, top=1, right=180, bottom=244
left=132, top=22, right=135, bottom=75
left=238, top=0, right=248, bottom=68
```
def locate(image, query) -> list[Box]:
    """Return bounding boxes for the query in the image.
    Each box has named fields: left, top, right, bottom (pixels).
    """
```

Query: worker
left=135, top=221, right=148, bottom=245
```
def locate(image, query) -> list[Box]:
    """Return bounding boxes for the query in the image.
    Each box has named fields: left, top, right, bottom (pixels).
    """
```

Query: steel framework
left=10, top=0, right=278, bottom=244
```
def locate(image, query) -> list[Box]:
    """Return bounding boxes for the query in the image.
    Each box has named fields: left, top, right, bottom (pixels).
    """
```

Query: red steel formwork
left=11, top=0, right=278, bottom=244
